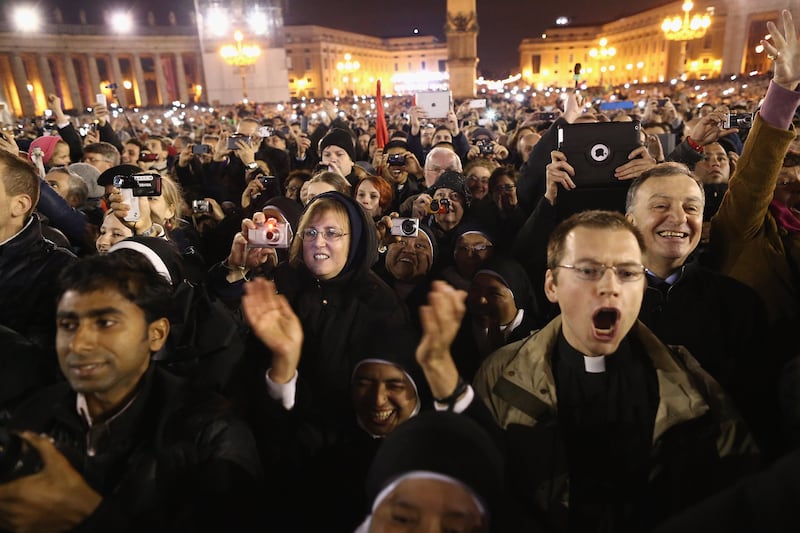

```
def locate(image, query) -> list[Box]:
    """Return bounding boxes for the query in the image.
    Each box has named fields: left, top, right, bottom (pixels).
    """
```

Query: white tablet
left=415, top=91, right=452, bottom=119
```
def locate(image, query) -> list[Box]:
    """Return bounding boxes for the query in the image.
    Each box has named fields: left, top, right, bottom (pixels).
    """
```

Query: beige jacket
left=473, top=317, right=753, bottom=456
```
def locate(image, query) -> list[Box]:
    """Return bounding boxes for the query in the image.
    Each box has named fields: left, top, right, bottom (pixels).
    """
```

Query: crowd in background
left=1, top=14, right=800, bottom=532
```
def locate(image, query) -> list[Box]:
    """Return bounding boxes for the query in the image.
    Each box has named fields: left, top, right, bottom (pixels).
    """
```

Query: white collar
left=498, top=309, right=525, bottom=335
left=584, top=355, right=606, bottom=373
left=75, top=390, right=139, bottom=428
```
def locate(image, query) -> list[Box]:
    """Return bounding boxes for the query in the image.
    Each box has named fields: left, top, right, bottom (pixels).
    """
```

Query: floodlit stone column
left=10, top=53, right=35, bottom=117
left=37, top=54, right=57, bottom=98
left=62, top=54, right=83, bottom=110
left=132, top=54, right=148, bottom=107
left=174, top=53, right=189, bottom=103
left=110, top=54, right=127, bottom=107
left=445, top=0, right=478, bottom=98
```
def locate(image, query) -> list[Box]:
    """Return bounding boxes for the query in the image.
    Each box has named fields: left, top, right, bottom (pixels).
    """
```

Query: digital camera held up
left=387, top=153, right=406, bottom=166
left=427, top=198, right=450, bottom=215
left=113, top=173, right=162, bottom=197
left=390, top=217, right=420, bottom=237
left=723, top=113, right=753, bottom=130
left=192, top=199, right=210, bottom=214
left=113, top=173, right=162, bottom=222
left=476, top=139, right=495, bottom=157
left=248, top=217, right=290, bottom=248
left=227, top=134, right=250, bottom=150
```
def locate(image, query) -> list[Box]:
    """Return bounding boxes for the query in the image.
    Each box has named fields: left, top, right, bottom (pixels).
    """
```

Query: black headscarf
left=474, top=256, right=535, bottom=312
left=364, top=411, right=504, bottom=523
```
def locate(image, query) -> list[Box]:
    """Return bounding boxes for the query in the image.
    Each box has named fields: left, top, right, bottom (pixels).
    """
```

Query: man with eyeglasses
left=422, top=146, right=462, bottom=188
left=473, top=210, right=756, bottom=532
left=81, top=142, right=120, bottom=174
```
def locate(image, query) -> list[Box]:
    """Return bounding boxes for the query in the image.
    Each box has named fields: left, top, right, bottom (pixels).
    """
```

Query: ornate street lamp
left=336, top=53, right=360, bottom=96
left=589, top=38, right=616, bottom=86
left=662, top=1, right=713, bottom=76
left=220, top=30, right=261, bottom=100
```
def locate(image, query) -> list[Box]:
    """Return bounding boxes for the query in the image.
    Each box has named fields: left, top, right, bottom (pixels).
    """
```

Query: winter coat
left=0, top=214, right=76, bottom=356
left=8, top=365, right=264, bottom=532
left=473, top=317, right=759, bottom=531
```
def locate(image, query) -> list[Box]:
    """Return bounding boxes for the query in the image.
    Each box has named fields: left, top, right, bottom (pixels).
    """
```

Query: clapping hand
left=242, top=278, right=303, bottom=384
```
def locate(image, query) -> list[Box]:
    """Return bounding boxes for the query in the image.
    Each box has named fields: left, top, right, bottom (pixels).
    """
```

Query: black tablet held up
left=557, top=121, right=642, bottom=187
left=554, top=121, right=642, bottom=220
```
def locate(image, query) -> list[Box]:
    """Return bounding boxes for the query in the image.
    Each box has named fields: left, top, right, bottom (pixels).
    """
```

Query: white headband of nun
left=370, top=470, right=486, bottom=518
left=109, top=240, right=173, bottom=285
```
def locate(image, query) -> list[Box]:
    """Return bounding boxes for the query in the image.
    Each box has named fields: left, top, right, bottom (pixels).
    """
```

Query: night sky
left=282, top=0, right=674, bottom=77
left=9, top=0, right=674, bottom=77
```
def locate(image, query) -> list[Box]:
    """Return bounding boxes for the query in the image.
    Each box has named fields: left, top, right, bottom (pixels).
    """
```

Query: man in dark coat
left=0, top=252, right=263, bottom=532
left=625, top=164, right=775, bottom=453
left=0, top=150, right=75, bottom=358
left=475, top=211, right=758, bottom=532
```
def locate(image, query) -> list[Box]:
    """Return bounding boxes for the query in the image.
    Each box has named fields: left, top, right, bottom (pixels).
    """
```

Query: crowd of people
left=0, top=9, right=799, bottom=533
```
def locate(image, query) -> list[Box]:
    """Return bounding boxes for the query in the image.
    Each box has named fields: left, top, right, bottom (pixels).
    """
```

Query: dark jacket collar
left=0, top=215, right=41, bottom=258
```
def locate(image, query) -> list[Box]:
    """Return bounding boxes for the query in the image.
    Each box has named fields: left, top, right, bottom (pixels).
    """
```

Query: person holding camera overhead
left=413, top=171, right=477, bottom=274
left=376, top=221, right=438, bottom=329
left=202, top=117, right=274, bottom=203
left=233, top=191, right=408, bottom=431
left=379, top=138, right=424, bottom=213
left=465, top=127, right=510, bottom=165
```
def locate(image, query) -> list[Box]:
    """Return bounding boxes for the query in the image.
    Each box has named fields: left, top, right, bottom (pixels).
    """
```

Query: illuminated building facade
left=0, top=15, right=204, bottom=118
left=283, top=25, right=448, bottom=99
left=519, top=0, right=783, bottom=89
left=0, top=6, right=446, bottom=118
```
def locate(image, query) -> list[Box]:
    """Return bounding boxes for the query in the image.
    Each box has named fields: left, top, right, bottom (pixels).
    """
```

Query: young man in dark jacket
left=0, top=252, right=263, bottom=533
left=0, top=150, right=76, bottom=359
left=474, top=211, right=757, bottom=532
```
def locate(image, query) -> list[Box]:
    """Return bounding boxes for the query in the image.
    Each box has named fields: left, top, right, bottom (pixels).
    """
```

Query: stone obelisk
left=445, top=0, right=478, bottom=99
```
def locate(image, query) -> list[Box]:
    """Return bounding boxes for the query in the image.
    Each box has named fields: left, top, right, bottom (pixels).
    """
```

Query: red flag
left=375, top=80, right=389, bottom=149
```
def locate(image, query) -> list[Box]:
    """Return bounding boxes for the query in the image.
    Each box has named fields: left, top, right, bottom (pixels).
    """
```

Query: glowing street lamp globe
left=220, top=31, right=261, bottom=100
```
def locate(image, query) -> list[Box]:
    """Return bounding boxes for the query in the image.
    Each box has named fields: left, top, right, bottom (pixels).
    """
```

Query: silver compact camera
left=391, top=217, right=420, bottom=237
left=248, top=217, right=290, bottom=248
left=192, top=199, right=210, bottom=214
left=723, top=113, right=753, bottom=130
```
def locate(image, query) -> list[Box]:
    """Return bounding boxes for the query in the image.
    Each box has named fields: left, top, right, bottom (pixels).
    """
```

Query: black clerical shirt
left=552, top=332, right=660, bottom=533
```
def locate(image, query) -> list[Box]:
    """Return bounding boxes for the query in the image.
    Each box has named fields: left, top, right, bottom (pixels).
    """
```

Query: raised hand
left=416, top=281, right=467, bottom=399
left=545, top=150, right=576, bottom=205
left=689, top=106, right=738, bottom=146
left=615, top=145, right=657, bottom=181
left=226, top=211, right=278, bottom=280
left=242, top=278, right=303, bottom=384
left=646, top=133, right=665, bottom=163
left=0, top=130, right=19, bottom=156
left=765, top=10, right=800, bottom=90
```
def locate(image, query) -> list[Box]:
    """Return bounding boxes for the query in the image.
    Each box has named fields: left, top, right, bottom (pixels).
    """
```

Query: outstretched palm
left=766, top=10, right=800, bottom=90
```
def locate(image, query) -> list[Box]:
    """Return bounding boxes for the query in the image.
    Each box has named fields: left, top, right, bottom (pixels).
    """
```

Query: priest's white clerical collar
left=584, top=355, right=606, bottom=373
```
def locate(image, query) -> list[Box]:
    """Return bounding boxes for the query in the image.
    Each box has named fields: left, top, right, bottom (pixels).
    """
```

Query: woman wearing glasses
left=273, top=191, right=409, bottom=402
left=440, top=224, right=497, bottom=291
